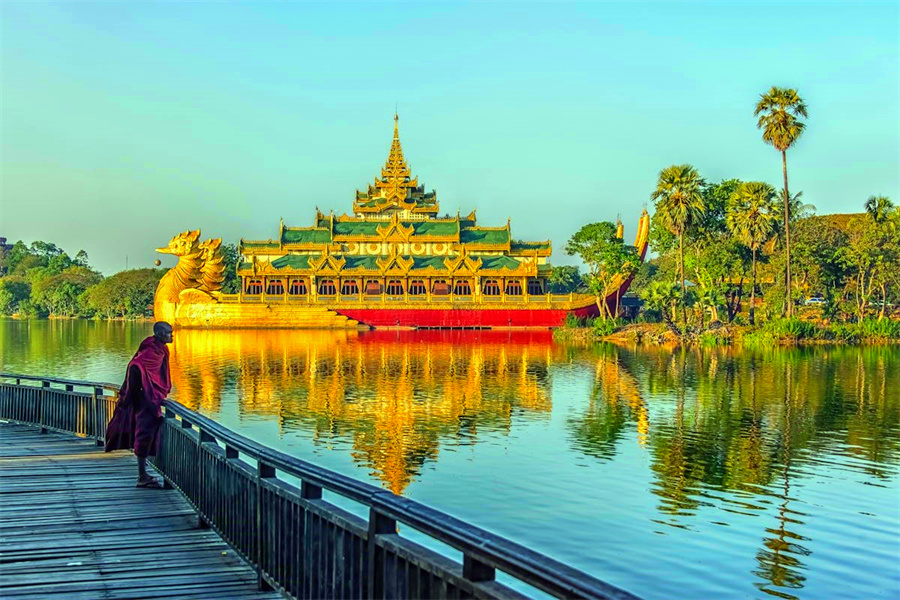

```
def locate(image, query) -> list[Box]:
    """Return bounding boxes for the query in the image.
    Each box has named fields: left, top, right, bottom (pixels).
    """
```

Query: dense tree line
left=556, top=86, right=898, bottom=333
left=0, top=240, right=240, bottom=318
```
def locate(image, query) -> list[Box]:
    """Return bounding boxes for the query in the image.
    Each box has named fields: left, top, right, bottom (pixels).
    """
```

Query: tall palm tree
left=651, top=164, right=706, bottom=326
left=727, top=182, right=779, bottom=325
left=864, top=195, right=894, bottom=225
left=755, top=87, right=808, bottom=317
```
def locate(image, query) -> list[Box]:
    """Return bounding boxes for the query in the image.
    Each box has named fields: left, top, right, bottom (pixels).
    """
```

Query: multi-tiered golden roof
left=237, top=115, right=553, bottom=299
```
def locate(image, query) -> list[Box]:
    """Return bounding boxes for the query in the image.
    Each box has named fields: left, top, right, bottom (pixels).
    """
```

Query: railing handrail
left=0, top=372, right=639, bottom=600
left=0, top=372, right=120, bottom=392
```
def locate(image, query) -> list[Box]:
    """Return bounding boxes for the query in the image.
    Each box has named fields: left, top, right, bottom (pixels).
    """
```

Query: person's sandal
left=136, top=478, right=163, bottom=489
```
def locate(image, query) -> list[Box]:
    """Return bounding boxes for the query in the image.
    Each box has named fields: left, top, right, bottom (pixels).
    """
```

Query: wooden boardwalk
left=0, top=422, right=285, bottom=600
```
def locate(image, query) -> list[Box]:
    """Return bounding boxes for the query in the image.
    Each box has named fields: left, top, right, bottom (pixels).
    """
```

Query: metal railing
left=0, top=373, right=639, bottom=600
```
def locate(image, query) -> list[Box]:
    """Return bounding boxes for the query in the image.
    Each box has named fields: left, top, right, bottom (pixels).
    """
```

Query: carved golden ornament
left=369, top=115, right=419, bottom=205
left=198, top=238, right=225, bottom=293
left=432, top=243, right=446, bottom=255
left=410, top=242, right=425, bottom=255
left=367, top=243, right=382, bottom=254
left=309, top=252, right=346, bottom=273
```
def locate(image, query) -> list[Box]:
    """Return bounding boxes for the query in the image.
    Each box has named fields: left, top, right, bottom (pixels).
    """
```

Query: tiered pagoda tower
left=237, top=115, right=554, bottom=305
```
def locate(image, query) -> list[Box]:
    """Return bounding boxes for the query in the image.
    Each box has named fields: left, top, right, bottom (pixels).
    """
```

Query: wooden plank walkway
left=0, top=422, right=285, bottom=600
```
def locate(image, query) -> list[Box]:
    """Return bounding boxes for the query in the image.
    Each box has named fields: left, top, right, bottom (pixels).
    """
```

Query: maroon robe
left=105, top=336, right=172, bottom=457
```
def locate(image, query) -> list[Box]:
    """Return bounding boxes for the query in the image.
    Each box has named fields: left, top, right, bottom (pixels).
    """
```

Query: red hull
left=336, top=304, right=600, bottom=328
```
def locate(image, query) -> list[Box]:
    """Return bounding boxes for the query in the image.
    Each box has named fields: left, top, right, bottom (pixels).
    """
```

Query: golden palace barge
left=153, top=116, right=649, bottom=329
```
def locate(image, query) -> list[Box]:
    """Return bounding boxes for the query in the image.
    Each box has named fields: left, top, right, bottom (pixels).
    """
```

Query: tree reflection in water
left=567, top=344, right=898, bottom=600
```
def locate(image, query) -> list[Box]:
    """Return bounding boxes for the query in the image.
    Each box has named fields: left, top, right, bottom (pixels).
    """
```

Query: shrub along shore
left=554, top=317, right=900, bottom=347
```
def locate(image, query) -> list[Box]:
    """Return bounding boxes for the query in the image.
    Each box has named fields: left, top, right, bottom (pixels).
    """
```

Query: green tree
left=864, top=195, right=894, bottom=225
left=565, top=222, right=640, bottom=320
left=641, top=280, right=681, bottom=325
left=81, top=268, right=164, bottom=319
left=0, top=278, right=31, bottom=315
left=549, top=265, right=582, bottom=294
left=220, top=243, right=241, bottom=294
left=727, top=182, right=780, bottom=325
left=30, top=266, right=102, bottom=317
left=755, top=86, right=808, bottom=317
left=650, top=164, right=706, bottom=326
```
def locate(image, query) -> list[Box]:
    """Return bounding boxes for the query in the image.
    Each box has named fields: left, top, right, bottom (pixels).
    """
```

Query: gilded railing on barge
left=0, top=373, right=639, bottom=600
left=219, top=291, right=590, bottom=309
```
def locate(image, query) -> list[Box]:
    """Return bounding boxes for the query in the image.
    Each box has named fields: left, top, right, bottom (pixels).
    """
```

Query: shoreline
left=553, top=321, right=900, bottom=347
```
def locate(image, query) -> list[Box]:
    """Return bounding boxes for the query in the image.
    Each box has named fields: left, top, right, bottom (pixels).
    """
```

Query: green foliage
left=641, top=281, right=681, bottom=323
left=565, top=222, right=639, bottom=320
left=0, top=238, right=172, bottom=320
left=30, top=266, right=103, bottom=317
left=564, top=312, right=584, bottom=329
left=754, top=87, right=808, bottom=154
left=0, top=278, right=31, bottom=315
left=80, top=269, right=164, bottom=319
left=221, top=243, right=241, bottom=294
left=549, top=265, right=582, bottom=294
left=592, top=317, right=624, bottom=337
left=650, top=165, right=706, bottom=240
left=743, top=318, right=821, bottom=345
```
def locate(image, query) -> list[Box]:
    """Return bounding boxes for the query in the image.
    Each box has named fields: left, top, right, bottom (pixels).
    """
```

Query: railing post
left=197, top=427, right=216, bottom=530
left=256, top=460, right=276, bottom=591
left=93, top=387, right=104, bottom=446
left=39, top=381, right=49, bottom=433
left=366, top=508, right=397, bottom=599
left=463, top=554, right=496, bottom=583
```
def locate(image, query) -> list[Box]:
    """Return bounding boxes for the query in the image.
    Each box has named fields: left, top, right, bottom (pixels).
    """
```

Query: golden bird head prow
left=157, top=230, right=201, bottom=256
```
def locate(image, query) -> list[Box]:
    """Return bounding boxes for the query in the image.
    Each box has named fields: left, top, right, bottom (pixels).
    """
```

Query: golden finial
left=394, top=111, right=399, bottom=140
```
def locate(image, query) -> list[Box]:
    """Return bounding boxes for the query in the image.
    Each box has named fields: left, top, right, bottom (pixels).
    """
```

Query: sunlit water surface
left=2, top=319, right=898, bottom=600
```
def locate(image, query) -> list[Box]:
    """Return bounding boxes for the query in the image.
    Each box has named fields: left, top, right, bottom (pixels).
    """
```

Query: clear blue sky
left=2, top=1, right=898, bottom=274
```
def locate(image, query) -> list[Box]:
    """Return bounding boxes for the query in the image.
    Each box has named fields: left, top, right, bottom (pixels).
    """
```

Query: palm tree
left=727, top=182, right=779, bottom=325
left=781, top=189, right=816, bottom=221
left=864, top=195, right=894, bottom=225
left=641, top=280, right=682, bottom=326
left=651, top=164, right=706, bottom=326
left=755, top=87, right=808, bottom=317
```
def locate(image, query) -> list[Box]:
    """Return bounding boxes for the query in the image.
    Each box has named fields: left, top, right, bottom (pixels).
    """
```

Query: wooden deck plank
left=0, top=422, right=284, bottom=599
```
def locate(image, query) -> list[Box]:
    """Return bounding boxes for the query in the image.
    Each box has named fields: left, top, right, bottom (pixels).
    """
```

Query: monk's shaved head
left=153, top=321, right=173, bottom=343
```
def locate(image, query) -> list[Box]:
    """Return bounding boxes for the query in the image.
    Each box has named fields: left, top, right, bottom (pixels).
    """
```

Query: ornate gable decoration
left=376, top=213, right=415, bottom=241
left=376, top=246, right=415, bottom=274
left=443, top=247, right=483, bottom=275
left=308, top=247, right=346, bottom=274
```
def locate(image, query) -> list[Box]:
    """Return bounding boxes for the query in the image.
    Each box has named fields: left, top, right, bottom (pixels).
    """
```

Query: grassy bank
left=554, top=318, right=900, bottom=347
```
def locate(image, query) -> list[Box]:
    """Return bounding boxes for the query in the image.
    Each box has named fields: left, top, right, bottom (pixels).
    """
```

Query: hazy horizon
left=2, top=1, right=898, bottom=275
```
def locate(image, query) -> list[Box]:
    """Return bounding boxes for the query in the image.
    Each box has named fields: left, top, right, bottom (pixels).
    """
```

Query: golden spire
left=374, top=113, right=418, bottom=203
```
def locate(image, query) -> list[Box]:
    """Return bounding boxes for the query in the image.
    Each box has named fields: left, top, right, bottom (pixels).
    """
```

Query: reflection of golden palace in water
left=169, top=330, right=558, bottom=494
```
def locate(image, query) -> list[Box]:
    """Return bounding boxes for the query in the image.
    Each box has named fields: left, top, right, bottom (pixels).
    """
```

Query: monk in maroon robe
left=105, top=321, right=173, bottom=488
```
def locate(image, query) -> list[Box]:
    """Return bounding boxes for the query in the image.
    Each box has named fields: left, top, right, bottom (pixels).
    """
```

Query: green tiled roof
left=412, top=256, right=449, bottom=271
left=281, top=228, right=332, bottom=245
left=511, top=241, right=552, bottom=251
left=271, top=255, right=312, bottom=270
left=460, top=227, right=510, bottom=245
left=412, top=221, right=458, bottom=237
left=334, top=221, right=381, bottom=237
left=481, top=256, right=522, bottom=271
left=344, top=256, right=380, bottom=270
left=241, top=240, right=280, bottom=250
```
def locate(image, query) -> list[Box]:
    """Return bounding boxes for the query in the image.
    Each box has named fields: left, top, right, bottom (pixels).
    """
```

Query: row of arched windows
left=244, top=278, right=545, bottom=296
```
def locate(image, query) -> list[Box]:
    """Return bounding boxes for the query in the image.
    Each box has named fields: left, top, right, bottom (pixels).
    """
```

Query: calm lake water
left=1, top=319, right=898, bottom=600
